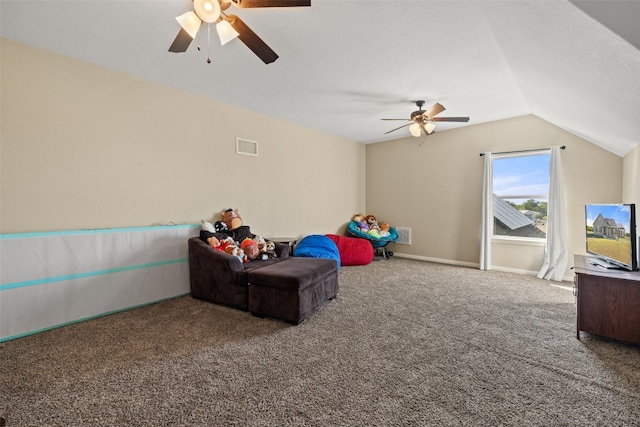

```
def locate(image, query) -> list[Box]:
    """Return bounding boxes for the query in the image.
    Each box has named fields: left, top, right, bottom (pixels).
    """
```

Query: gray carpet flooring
left=1, top=258, right=639, bottom=426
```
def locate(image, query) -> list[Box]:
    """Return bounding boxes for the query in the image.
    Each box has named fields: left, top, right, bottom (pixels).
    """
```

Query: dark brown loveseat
left=188, top=237, right=290, bottom=311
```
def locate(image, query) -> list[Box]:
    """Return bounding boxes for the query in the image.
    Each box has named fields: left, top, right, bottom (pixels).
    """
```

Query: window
left=492, top=151, right=550, bottom=239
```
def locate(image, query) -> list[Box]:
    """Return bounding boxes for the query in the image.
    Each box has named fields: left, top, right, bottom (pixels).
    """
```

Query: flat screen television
left=585, top=203, right=638, bottom=271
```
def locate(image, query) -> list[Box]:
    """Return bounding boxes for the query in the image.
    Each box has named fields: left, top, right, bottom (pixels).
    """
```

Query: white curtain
left=538, top=146, right=568, bottom=281
left=480, top=152, right=493, bottom=270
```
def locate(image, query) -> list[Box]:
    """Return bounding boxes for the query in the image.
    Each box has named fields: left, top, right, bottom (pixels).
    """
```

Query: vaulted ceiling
left=1, top=0, right=639, bottom=156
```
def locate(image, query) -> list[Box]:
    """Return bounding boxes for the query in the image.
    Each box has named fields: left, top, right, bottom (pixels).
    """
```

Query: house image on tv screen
left=592, top=213, right=626, bottom=239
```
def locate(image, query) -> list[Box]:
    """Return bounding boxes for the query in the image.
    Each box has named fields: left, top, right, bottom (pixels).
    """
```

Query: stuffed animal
left=201, top=220, right=215, bottom=233
left=252, top=235, right=278, bottom=260
left=224, top=244, right=246, bottom=263
left=379, top=222, right=391, bottom=237
left=262, top=240, right=278, bottom=259
left=214, top=221, right=228, bottom=233
left=221, top=208, right=243, bottom=230
left=352, top=213, right=369, bottom=231
left=254, top=235, right=266, bottom=251
left=209, top=236, right=246, bottom=262
left=240, top=238, right=260, bottom=260
left=365, top=214, right=380, bottom=231
left=206, top=235, right=221, bottom=248
left=209, top=236, right=229, bottom=249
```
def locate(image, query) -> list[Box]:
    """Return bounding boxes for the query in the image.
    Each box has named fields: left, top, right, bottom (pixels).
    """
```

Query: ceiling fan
left=382, top=101, right=470, bottom=137
left=169, top=0, right=311, bottom=64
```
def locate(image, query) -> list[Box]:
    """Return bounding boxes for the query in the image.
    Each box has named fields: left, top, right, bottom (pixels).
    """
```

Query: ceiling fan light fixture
left=425, top=122, right=436, bottom=134
left=382, top=101, right=468, bottom=137
left=216, top=19, right=239, bottom=45
left=194, top=0, right=222, bottom=23
left=175, top=11, right=202, bottom=39
left=409, top=123, right=421, bottom=137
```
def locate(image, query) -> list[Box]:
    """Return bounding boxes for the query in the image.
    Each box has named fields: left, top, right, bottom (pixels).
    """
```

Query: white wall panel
left=0, top=224, right=199, bottom=341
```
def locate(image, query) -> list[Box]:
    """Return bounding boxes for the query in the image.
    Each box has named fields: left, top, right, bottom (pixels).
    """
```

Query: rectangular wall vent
left=396, top=227, right=412, bottom=245
left=236, top=138, right=258, bottom=156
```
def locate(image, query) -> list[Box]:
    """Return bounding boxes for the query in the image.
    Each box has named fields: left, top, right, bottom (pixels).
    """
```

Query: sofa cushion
left=293, top=234, right=341, bottom=269
left=248, top=257, right=337, bottom=291
left=248, top=257, right=339, bottom=324
left=325, top=234, right=374, bottom=266
left=237, top=257, right=287, bottom=286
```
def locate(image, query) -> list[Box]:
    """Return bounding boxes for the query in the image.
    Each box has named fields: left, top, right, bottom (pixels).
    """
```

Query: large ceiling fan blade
left=381, top=118, right=412, bottom=121
left=232, top=0, right=311, bottom=7
left=384, top=123, right=412, bottom=135
left=424, top=102, right=445, bottom=119
left=226, top=14, right=279, bottom=64
left=430, top=117, right=470, bottom=122
left=169, top=28, right=194, bottom=52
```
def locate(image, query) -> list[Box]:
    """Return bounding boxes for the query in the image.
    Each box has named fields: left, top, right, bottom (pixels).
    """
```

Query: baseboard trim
left=393, top=253, right=478, bottom=269
left=392, top=253, right=573, bottom=282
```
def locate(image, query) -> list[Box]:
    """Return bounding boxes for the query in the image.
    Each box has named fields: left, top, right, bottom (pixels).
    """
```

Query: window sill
left=492, top=236, right=546, bottom=247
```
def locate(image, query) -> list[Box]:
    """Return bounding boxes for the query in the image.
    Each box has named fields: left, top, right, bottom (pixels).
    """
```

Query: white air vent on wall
left=236, top=138, right=258, bottom=156
left=396, top=227, right=412, bottom=245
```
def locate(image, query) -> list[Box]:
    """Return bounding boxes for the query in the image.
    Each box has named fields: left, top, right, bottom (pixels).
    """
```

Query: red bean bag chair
left=325, top=234, right=374, bottom=266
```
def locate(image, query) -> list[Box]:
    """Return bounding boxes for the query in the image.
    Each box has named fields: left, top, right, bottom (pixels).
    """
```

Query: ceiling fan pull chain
left=207, top=24, right=212, bottom=63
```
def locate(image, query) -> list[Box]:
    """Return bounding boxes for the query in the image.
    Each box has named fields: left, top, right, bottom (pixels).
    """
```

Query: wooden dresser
left=574, top=254, right=640, bottom=345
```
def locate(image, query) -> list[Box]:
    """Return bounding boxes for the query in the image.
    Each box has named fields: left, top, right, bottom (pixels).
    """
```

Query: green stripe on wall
left=0, top=223, right=199, bottom=239
left=0, top=258, right=189, bottom=291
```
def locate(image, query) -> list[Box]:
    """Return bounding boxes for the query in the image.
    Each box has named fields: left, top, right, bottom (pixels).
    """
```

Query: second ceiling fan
left=382, top=101, right=470, bottom=137
left=169, top=0, right=311, bottom=64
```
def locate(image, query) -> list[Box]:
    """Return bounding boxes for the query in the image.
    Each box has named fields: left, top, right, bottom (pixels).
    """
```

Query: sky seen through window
left=493, top=153, right=550, bottom=204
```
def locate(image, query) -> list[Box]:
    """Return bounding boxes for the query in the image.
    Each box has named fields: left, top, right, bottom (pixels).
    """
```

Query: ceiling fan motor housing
left=411, top=100, right=426, bottom=121
left=411, top=110, right=426, bottom=121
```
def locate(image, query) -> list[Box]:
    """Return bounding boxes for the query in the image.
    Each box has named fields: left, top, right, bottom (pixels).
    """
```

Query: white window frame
left=491, top=150, right=550, bottom=244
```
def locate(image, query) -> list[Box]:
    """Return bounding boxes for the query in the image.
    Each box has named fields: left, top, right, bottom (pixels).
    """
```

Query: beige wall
left=623, top=143, right=640, bottom=203
left=3, top=38, right=636, bottom=276
left=366, top=115, right=624, bottom=277
left=0, top=38, right=366, bottom=237
left=623, top=143, right=640, bottom=264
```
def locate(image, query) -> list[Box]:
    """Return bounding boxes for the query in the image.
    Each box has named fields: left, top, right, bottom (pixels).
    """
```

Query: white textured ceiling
left=1, top=0, right=639, bottom=156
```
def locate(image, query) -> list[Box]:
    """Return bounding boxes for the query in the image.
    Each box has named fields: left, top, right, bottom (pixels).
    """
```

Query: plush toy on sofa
left=199, top=209, right=274, bottom=262
left=263, top=241, right=278, bottom=259
left=253, top=235, right=265, bottom=248
left=201, top=220, right=215, bottom=233
left=240, top=237, right=260, bottom=261
left=253, top=235, right=278, bottom=260
left=221, top=208, right=243, bottom=231
left=208, top=236, right=246, bottom=262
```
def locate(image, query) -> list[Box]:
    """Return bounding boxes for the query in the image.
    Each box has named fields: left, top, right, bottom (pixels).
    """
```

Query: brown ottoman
left=248, top=257, right=339, bottom=324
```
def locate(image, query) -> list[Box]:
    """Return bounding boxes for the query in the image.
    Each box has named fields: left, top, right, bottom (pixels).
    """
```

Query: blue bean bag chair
left=293, top=234, right=341, bottom=269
